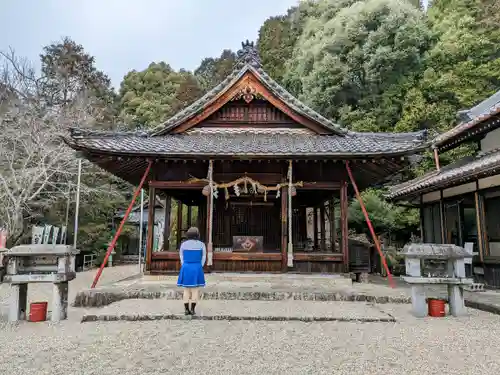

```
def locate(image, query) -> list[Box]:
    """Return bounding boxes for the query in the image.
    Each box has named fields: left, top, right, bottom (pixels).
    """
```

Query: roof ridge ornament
left=236, top=40, right=261, bottom=68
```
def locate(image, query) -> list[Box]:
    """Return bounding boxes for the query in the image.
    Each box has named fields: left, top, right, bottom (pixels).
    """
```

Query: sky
left=0, top=0, right=298, bottom=88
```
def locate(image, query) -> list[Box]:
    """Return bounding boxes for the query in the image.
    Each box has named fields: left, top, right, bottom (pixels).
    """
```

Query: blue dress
left=177, top=240, right=206, bottom=288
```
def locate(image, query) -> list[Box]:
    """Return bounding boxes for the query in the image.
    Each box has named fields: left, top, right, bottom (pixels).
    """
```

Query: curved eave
left=64, top=138, right=427, bottom=159
left=388, top=150, right=500, bottom=200
left=433, top=106, right=500, bottom=152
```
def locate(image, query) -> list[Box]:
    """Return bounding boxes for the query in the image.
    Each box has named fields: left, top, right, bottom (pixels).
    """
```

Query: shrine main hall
left=65, top=42, right=426, bottom=274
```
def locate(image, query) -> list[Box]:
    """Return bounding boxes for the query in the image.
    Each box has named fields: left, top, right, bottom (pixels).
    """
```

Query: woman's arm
left=179, top=244, right=184, bottom=265
left=201, top=242, right=207, bottom=266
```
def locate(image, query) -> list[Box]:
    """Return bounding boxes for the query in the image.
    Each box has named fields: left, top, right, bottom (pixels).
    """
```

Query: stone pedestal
left=448, top=285, right=466, bottom=316
left=9, top=284, right=27, bottom=321
left=52, top=282, right=69, bottom=321
left=411, top=285, right=427, bottom=318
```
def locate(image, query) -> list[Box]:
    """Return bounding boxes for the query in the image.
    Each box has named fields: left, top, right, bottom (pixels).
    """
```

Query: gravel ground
left=0, top=305, right=500, bottom=375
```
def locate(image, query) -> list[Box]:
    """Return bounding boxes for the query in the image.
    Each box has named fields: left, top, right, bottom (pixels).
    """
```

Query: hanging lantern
left=290, top=186, right=297, bottom=197
left=202, top=185, right=211, bottom=196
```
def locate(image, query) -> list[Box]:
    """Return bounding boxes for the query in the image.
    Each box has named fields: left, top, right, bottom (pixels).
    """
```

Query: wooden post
left=281, top=186, right=288, bottom=272
left=163, top=196, right=172, bottom=251
left=145, top=185, right=155, bottom=272
left=439, top=190, right=446, bottom=244
left=340, top=181, right=349, bottom=271
left=329, top=198, right=336, bottom=252
left=433, top=148, right=441, bottom=171
left=475, top=190, right=486, bottom=261
left=320, top=203, right=326, bottom=251
left=419, top=195, right=424, bottom=242
left=176, top=200, right=183, bottom=249
left=313, top=207, right=318, bottom=250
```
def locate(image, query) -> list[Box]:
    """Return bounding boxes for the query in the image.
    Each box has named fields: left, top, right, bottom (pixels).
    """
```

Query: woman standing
left=177, top=227, right=206, bottom=315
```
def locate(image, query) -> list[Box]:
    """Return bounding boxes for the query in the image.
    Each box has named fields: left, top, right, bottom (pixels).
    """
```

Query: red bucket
left=29, top=302, right=48, bottom=322
left=428, top=298, right=446, bottom=317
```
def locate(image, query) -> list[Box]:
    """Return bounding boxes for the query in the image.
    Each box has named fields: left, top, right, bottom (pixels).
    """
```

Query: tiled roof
left=150, top=41, right=347, bottom=136
left=66, top=129, right=427, bottom=157
left=387, top=148, right=500, bottom=199
left=433, top=90, right=500, bottom=149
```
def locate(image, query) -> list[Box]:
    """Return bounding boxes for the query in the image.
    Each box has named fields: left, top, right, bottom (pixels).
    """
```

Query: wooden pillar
left=145, top=185, right=155, bottom=272
left=313, top=207, right=318, bottom=250
left=329, top=198, right=336, bottom=252
left=281, top=186, right=288, bottom=272
left=433, top=148, right=441, bottom=170
left=176, top=200, right=183, bottom=249
left=340, top=181, right=349, bottom=271
left=419, top=195, right=424, bottom=242
left=163, top=196, right=172, bottom=251
left=439, top=190, right=446, bottom=244
left=320, top=203, right=326, bottom=251
left=475, top=190, right=486, bottom=261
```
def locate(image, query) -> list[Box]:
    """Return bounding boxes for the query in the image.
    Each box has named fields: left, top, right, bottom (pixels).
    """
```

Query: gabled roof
left=150, top=41, right=347, bottom=136
left=387, top=148, right=500, bottom=200
left=433, top=90, right=500, bottom=151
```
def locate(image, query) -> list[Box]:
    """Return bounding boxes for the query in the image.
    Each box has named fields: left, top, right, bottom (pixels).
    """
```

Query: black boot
left=190, top=303, right=196, bottom=315
left=184, top=303, right=191, bottom=315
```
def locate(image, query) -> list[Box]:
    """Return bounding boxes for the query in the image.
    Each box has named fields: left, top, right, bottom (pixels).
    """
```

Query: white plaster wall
left=480, top=127, right=500, bottom=152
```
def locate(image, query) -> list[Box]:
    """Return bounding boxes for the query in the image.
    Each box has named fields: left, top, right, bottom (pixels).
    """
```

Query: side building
left=388, top=91, right=500, bottom=287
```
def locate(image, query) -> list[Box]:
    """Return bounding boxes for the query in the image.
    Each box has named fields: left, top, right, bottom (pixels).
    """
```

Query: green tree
left=118, top=62, right=203, bottom=128
left=348, top=189, right=419, bottom=241
left=194, top=49, right=236, bottom=91
left=283, top=0, right=432, bottom=132
left=40, top=37, right=117, bottom=123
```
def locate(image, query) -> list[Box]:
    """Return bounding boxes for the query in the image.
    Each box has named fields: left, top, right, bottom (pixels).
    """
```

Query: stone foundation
left=74, top=288, right=411, bottom=308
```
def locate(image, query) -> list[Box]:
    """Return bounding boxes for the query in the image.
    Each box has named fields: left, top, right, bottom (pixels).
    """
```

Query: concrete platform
left=74, top=273, right=411, bottom=308
left=80, top=299, right=396, bottom=323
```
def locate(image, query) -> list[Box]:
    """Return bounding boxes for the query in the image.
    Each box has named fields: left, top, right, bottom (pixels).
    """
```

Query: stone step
left=79, top=299, right=397, bottom=323
left=73, top=287, right=410, bottom=307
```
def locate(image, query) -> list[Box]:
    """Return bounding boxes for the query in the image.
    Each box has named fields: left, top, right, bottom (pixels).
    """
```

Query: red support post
left=345, top=161, right=395, bottom=288
left=91, top=161, right=153, bottom=288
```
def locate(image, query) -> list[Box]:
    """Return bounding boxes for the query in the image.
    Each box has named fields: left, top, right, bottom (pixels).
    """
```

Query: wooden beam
left=163, top=196, right=172, bottom=251
left=434, top=148, right=441, bottom=171
left=214, top=252, right=282, bottom=261
left=340, top=181, right=349, bottom=271
left=145, top=185, right=156, bottom=271
left=293, top=253, right=343, bottom=262
left=149, top=181, right=205, bottom=189
left=297, top=182, right=341, bottom=190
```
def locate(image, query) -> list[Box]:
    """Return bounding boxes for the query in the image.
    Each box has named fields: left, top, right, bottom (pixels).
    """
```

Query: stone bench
left=400, top=243, right=473, bottom=317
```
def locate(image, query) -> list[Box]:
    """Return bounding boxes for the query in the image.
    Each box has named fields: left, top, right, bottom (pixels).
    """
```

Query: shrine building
left=65, top=41, right=427, bottom=274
